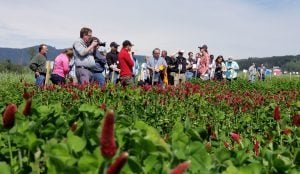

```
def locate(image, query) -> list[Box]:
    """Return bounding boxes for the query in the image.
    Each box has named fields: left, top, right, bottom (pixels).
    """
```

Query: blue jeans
left=185, top=71, right=194, bottom=80
left=93, top=72, right=106, bottom=87
left=35, top=74, right=45, bottom=87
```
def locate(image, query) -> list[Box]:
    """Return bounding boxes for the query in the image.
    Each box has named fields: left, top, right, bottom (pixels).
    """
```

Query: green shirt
left=29, top=53, right=47, bottom=73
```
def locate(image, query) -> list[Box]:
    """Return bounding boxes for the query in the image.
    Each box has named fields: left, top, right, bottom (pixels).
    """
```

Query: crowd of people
left=248, top=63, right=267, bottom=83
left=29, top=27, right=249, bottom=87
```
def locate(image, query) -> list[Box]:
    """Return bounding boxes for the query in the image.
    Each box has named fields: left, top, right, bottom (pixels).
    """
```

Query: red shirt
left=118, top=48, right=134, bottom=77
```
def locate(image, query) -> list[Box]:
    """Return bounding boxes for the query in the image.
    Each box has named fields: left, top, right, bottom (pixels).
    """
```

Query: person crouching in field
left=29, top=44, right=48, bottom=87
left=50, top=48, right=74, bottom=85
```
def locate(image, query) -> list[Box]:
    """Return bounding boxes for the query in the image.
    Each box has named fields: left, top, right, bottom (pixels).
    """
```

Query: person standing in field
left=185, top=52, right=196, bottom=80
left=139, top=56, right=150, bottom=85
left=118, top=40, right=134, bottom=86
left=225, top=57, right=239, bottom=81
left=174, top=50, right=187, bottom=86
left=209, top=55, right=215, bottom=80
left=198, top=44, right=210, bottom=80
left=50, top=48, right=73, bottom=85
left=90, top=37, right=107, bottom=87
left=147, top=48, right=168, bottom=85
left=213, top=55, right=226, bottom=81
left=258, top=64, right=266, bottom=81
left=248, top=63, right=257, bottom=83
left=29, top=44, right=48, bottom=87
left=132, top=52, right=140, bottom=83
left=73, top=27, right=98, bottom=84
left=163, top=50, right=176, bottom=85
left=194, top=52, right=202, bottom=78
left=68, top=57, right=77, bottom=84
left=106, top=42, right=120, bottom=84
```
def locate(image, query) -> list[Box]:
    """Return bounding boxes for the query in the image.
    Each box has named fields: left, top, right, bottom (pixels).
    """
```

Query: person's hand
left=91, top=40, right=98, bottom=47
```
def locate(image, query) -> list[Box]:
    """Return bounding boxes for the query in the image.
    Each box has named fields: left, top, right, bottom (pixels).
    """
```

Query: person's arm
left=233, top=62, right=239, bottom=70
left=125, top=53, right=134, bottom=68
left=146, top=59, right=153, bottom=70
left=29, top=55, right=41, bottom=75
left=62, top=55, right=70, bottom=74
left=73, top=40, right=97, bottom=57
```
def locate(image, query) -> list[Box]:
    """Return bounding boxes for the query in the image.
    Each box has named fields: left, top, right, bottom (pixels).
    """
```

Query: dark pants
left=120, top=76, right=133, bottom=87
left=76, top=68, right=94, bottom=84
left=50, top=74, right=66, bottom=85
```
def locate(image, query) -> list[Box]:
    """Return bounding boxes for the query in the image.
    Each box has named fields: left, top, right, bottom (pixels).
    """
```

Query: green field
left=0, top=72, right=300, bottom=174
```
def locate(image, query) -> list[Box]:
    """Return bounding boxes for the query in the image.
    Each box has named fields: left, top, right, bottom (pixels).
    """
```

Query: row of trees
left=237, top=55, right=300, bottom=72
left=0, top=59, right=31, bottom=74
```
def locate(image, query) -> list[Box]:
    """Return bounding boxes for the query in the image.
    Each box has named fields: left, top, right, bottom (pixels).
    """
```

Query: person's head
left=188, top=52, right=193, bottom=59
left=261, top=64, right=264, bottom=67
left=122, top=40, right=133, bottom=51
left=39, top=44, right=48, bottom=55
left=110, top=42, right=119, bottom=52
left=228, top=57, right=233, bottom=62
left=161, top=50, right=167, bottom=58
left=178, top=50, right=184, bottom=57
left=90, top=36, right=100, bottom=47
left=215, top=55, right=224, bottom=63
left=63, top=48, right=74, bottom=60
left=198, top=44, right=208, bottom=53
left=210, top=55, right=214, bottom=62
left=80, top=27, right=93, bottom=44
left=152, top=48, right=161, bottom=59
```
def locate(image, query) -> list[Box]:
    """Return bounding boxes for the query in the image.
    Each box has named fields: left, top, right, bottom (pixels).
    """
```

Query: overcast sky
left=0, top=0, right=299, bottom=58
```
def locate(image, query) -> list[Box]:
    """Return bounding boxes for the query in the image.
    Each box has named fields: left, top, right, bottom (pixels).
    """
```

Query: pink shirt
left=52, top=53, right=70, bottom=78
left=198, top=52, right=210, bottom=75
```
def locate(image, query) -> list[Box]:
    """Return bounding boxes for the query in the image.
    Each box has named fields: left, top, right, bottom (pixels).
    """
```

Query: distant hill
left=0, top=46, right=63, bottom=65
left=0, top=45, right=146, bottom=65
left=236, top=55, right=300, bottom=72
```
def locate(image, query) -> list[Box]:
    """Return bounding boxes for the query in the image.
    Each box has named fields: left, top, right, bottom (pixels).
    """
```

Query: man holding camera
left=73, top=27, right=98, bottom=84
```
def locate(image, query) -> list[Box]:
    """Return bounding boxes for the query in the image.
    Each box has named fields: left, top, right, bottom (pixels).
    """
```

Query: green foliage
left=0, top=72, right=299, bottom=173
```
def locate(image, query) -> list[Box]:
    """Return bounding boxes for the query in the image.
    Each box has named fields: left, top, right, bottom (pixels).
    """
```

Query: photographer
left=73, top=27, right=98, bottom=84
left=89, top=37, right=107, bottom=87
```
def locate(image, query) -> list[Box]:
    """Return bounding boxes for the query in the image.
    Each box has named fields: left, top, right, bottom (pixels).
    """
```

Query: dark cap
left=110, top=42, right=119, bottom=48
left=122, top=40, right=134, bottom=47
left=198, top=44, right=208, bottom=50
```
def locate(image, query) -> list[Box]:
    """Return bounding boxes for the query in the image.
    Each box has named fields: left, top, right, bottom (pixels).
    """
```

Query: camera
left=88, top=37, right=106, bottom=47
